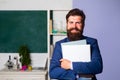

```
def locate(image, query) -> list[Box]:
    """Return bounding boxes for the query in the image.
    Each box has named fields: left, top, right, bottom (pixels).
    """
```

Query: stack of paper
left=61, top=39, right=91, bottom=62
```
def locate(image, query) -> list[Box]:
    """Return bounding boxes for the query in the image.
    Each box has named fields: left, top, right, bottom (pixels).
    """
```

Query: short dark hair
left=66, top=8, right=86, bottom=24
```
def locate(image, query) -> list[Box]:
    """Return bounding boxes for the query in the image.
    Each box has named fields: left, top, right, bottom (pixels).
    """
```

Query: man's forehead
left=68, top=16, right=82, bottom=21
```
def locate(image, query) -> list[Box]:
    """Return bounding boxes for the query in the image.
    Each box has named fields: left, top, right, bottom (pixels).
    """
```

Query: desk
left=0, top=69, right=47, bottom=80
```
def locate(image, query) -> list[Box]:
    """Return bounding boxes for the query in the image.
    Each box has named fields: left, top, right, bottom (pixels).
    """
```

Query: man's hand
left=60, top=59, right=71, bottom=70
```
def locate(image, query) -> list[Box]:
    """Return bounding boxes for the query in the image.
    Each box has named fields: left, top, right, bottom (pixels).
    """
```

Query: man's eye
left=68, top=22, right=73, bottom=24
left=77, top=22, right=81, bottom=24
left=69, top=22, right=73, bottom=24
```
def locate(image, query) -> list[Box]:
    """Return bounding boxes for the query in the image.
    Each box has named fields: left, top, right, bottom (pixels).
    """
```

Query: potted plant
left=18, top=45, right=31, bottom=70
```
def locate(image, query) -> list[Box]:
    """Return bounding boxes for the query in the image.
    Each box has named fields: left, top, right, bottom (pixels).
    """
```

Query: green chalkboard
left=0, top=11, right=47, bottom=53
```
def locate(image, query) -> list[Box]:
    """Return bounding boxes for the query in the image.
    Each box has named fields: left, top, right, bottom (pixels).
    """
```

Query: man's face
left=67, top=15, right=84, bottom=41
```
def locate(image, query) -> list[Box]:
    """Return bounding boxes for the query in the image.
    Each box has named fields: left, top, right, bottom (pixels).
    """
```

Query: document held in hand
left=61, top=40, right=91, bottom=62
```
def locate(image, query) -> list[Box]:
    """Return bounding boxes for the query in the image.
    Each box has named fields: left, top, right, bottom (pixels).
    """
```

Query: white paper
left=61, top=44, right=91, bottom=62
left=62, top=39, right=87, bottom=45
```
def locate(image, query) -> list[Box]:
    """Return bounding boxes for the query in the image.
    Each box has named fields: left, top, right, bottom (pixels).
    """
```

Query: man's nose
left=73, top=23, right=77, bottom=28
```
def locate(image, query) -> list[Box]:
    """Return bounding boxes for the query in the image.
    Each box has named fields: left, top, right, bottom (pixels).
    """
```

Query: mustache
left=68, top=27, right=80, bottom=31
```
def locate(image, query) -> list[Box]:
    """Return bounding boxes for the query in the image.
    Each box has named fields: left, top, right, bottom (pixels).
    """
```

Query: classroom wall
left=0, top=0, right=72, bottom=10
left=73, top=0, right=120, bottom=80
left=0, top=0, right=72, bottom=70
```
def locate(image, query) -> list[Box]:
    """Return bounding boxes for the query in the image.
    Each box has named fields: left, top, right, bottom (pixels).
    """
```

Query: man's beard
left=67, top=27, right=83, bottom=41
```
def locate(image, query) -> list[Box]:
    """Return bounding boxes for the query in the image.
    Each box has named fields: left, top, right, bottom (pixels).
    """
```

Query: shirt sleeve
left=70, top=62, right=73, bottom=70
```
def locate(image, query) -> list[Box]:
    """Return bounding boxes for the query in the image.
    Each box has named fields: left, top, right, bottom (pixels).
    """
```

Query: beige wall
left=0, top=0, right=72, bottom=10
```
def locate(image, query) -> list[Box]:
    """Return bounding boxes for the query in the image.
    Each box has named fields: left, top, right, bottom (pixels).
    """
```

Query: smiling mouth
left=71, top=29, right=79, bottom=33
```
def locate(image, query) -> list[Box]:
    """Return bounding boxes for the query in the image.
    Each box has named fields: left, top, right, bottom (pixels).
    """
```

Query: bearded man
left=49, top=8, right=103, bottom=80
